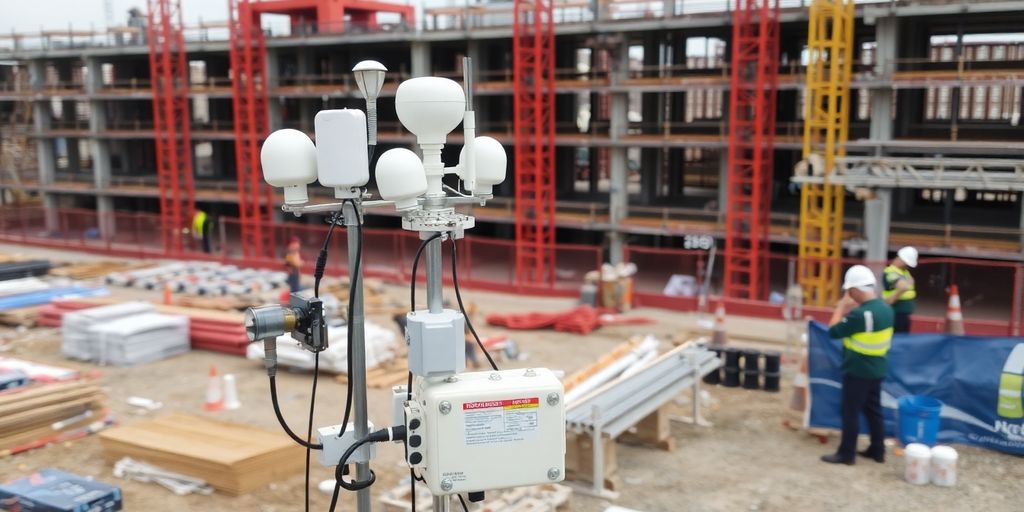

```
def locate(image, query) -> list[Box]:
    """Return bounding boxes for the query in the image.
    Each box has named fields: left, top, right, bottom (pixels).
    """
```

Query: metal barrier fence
left=1, top=206, right=1019, bottom=335
left=625, top=245, right=1023, bottom=336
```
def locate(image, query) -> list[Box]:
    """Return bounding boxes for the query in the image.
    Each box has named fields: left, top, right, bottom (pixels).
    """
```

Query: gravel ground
left=0, top=245, right=1022, bottom=511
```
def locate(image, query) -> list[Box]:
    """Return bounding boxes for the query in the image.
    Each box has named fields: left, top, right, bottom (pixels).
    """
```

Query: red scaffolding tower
left=513, top=0, right=556, bottom=287
left=723, top=0, right=780, bottom=300
left=146, top=0, right=195, bottom=255
left=228, top=0, right=275, bottom=261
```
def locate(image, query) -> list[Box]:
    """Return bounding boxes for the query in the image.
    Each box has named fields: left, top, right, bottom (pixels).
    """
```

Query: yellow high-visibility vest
left=844, top=328, right=893, bottom=357
left=882, top=265, right=916, bottom=301
left=192, top=211, right=207, bottom=238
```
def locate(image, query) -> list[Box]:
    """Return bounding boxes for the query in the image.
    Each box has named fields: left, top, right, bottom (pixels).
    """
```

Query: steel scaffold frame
left=146, top=0, right=195, bottom=255
left=798, top=0, right=854, bottom=306
left=229, top=0, right=275, bottom=261
left=513, top=0, right=556, bottom=286
left=724, top=0, right=780, bottom=301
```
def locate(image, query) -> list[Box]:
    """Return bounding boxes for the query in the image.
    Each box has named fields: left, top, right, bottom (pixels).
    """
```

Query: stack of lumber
left=99, top=413, right=305, bottom=495
left=50, top=260, right=151, bottom=280
left=0, top=307, right=39, bottom=327
left=0, top=380, right=108, bottom=455
left=0, top=260, right=51, bottom=281
left=45, top=298, right=249, bottom=355
left=62, top=302, right=155, bottom=361
left=320, top=278, right=401, bottom=315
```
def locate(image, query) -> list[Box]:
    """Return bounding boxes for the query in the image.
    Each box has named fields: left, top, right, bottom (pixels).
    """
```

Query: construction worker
left=191, top=209, right=212, bottom=253
left=883, top=246, right=918, bottom=334
left=821, top=265, right=894, bottom=466
left=284, top=236, right=303, bottom=292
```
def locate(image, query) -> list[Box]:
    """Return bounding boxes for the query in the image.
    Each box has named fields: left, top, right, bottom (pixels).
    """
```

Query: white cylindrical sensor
left=376, top=148, right=427, bottom=210
left=395, top=77, right=465, bottom=146
left=458, top=136, right=507, bottom=195
left=260, top=128, right=318, bottom=204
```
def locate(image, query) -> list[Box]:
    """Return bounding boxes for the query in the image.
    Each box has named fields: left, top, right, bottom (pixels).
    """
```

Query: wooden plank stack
left=49, top=261, right=152, bottom=281
left=98, top=413, right=305, bottom=495
left=0, top=381, right=107, bottom=454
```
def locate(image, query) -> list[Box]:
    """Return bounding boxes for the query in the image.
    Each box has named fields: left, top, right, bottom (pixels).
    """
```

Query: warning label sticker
left=463, top=397, right=539, bottom=446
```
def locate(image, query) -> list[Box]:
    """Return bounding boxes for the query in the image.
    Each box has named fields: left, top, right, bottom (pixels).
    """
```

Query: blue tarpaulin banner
left=807, top=321, right=1024, bottom=455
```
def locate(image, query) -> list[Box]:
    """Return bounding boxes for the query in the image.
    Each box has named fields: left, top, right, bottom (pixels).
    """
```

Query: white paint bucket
left=904, top=443, right=932, bottom=485
left=930, top=445, right=958, bottom=487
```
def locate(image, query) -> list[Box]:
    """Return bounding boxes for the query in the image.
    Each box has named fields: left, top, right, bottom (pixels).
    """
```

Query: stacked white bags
left=89, top=313, right=190, bottom=366
left=62, top=302, right=155, bottom=361
left=62, top=303, right=189, bottom=366
left=246, top=321, right=398, bottom=373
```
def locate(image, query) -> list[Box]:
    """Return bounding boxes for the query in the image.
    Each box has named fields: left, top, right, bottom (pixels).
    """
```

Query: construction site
left=0, top=0, right=1023, bottom=510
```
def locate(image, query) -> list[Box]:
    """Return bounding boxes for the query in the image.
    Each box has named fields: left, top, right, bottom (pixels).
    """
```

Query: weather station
left=244, top=58, right=566, bottom=512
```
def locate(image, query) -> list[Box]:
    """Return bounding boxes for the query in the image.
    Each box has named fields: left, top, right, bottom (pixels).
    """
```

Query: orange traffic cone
left=711, top=300, right=727, bottom=346
left=945, top=284, right=965, bottom=335
left=162, top=282, right=173, bottom=305
left=203, top=366, right=224, bottom=412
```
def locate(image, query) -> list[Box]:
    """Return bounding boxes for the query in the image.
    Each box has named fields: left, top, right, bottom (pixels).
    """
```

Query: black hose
left=450, top=239, right=499, bottom=371
left=268, top=377, right=322, bottom=450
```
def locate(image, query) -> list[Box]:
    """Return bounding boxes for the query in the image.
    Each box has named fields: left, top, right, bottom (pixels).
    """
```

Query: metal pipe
left=426, top=235, right=443, bottom=314
left=433, top=495, right=450, bottom=512
left=344, top=200, right=371, bottom=512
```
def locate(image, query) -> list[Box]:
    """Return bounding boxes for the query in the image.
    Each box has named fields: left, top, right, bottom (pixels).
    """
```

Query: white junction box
left=409, top=368, right=565, bottom=495
left=317, top=421, right=375, bottom=468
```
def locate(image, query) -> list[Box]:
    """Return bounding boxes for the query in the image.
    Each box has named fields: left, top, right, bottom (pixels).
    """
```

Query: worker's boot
left=857, top=448, right=885, bottom=463
left=819, top=453, right=854, bottom=465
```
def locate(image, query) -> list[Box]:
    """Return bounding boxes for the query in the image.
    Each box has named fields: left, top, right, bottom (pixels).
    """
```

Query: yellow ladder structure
left=798, top=0, right=854, bottom=306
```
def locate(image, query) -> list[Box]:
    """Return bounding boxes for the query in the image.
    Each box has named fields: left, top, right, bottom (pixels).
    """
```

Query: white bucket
left=904, top=443, right=932, bottom=485
left=930, top=445, right=958, bottom=487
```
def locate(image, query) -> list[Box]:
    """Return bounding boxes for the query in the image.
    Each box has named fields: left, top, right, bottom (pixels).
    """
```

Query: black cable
left=303, top=353, right=320, bottom=512
left=268, top=377, right=323, bottom=449
left=407, top=232, right=440, bottom=512
left=336, top=199, right=362, bottom=440
left=327, top=426, right=404, bottom=512
left=305, top=212, right=339, bottom=512
left=450, top=238, right=499, bottom=371
left=457, top=494, right=469, bottom=512
left=314, top=212, right=341, bottom=298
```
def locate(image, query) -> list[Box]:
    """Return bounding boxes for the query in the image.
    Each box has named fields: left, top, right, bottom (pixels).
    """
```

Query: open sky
left=2, top=1, right=231, bottom=33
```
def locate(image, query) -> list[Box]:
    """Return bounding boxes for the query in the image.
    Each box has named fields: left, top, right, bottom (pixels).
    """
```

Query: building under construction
left=1, top=0, right=1023, bottom=330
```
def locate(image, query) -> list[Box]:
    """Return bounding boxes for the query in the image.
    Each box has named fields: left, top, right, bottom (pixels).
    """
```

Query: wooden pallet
left=50, top=261, right=152, bottom=280
left=0, top=306, right=38, bottom=327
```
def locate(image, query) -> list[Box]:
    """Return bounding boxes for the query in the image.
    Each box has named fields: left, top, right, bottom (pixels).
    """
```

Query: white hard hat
left=897, top=246, right=919, bottom=268
left=842, top=265, right=877, bottom=291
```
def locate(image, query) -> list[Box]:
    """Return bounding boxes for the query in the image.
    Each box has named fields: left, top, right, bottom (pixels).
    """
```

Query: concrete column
left=411, top=41, right=431, bottom=78
left=663, top=0, right=676, bottom=18
left=869, top=16, right=897, bottom=145
left=863, top=189, right=892, bottom=264
left=266, top=49, right=283, bottom=130
left=608, top=90, right=629, bottom=265
left=66, top=140, right=81, bottom=173
left=29, top=60, right=58, bottom=231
